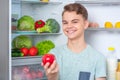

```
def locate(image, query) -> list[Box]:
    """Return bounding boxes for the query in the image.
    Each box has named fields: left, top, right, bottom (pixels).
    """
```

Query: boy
left=42, top=3, right=107, bottom=80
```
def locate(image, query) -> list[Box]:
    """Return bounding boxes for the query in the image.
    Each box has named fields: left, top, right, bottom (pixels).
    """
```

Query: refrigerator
left=0, top=0, right=9, bottom=80
left=1, top=0, right=120, bottom=80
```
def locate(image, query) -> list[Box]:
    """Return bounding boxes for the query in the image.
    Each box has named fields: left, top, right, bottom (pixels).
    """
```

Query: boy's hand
left=41, top=60, right=59, bottom=80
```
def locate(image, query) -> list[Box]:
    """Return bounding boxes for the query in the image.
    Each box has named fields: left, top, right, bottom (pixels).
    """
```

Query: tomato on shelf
left=20, top=47, right=29, bottom=56
left=28, top=46, right=38, bottom=56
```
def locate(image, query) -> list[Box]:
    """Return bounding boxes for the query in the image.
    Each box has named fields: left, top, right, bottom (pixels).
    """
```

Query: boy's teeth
left=68, top=30, right=74, bottom=34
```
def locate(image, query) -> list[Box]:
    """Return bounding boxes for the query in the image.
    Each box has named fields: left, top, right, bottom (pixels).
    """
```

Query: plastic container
left=12, top=64, right=46, bottom=80
left=116, top=59, right=120, bottom=80
left=106, top=47, right=117, bottom=80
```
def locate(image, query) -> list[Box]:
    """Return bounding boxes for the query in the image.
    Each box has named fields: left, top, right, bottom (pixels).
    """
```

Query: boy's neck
left=67, top=39, right=87, bottom=53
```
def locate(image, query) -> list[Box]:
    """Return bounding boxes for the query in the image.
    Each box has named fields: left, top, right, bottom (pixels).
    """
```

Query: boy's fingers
left=51, top=64, right=59, bottom=73
left=50, top=60, right=57, bottom=71
left=44, top=62, right=50, bottom=70
left=41, top=62, right=43, bottom=66
left=42, top=60, right=59, bottom=74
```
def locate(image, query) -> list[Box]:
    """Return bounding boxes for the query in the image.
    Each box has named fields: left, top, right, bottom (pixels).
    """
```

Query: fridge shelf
left=75, top=1, right=120, bottom=6
left=21, top=0, right=62, bottom=4
left=12, top=56, right=42, bottom=66
left=12, top=0, right=21, bottom=4
left=12, top=30, right=62, bottom=35
left=86, top=28, right=120, bottom=32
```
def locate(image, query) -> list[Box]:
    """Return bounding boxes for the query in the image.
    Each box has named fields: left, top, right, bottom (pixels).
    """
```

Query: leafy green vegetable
left=46, top=18, right=60, bottom=33
left=36, top=18, right=60, bottom=33
left=36, top=25, right=51, bottom=33
left=12, top=35, right=32, bottom=49
left=17, top=15, right=35, bottom=31
left=36, top=40, right=55, bottom=55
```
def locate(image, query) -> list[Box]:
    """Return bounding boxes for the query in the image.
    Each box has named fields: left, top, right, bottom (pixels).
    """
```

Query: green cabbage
left=12, top=35, right=32, bottom=49
left=17, top=15, right=35, bottom=31
left=36, top=40, right=55, bottom=55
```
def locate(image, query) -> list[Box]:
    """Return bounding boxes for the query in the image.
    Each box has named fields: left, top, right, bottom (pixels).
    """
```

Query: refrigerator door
left=0, top=0, right=9, bottom=80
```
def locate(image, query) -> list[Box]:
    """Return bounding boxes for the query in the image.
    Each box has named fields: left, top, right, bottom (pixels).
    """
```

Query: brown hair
left=62, top=3, right=88, bottom=20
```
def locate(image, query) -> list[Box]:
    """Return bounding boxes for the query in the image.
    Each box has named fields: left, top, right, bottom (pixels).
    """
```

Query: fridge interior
left=11, top=0, right=120, bottom=80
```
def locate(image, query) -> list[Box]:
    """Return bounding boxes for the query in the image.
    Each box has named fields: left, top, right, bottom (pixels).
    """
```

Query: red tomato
left=37, top=70, right=43, bottom=78
left=25, top=72, right=33, bottom=80
left=42, top=53, right=55, bottom=67
left=20, top=47, right=29, bottom=56
left=31, top=71, right=37, bottom=79
left=29, top=46, right=38, bottom=56
left=22, top=66, right=30, bottom=73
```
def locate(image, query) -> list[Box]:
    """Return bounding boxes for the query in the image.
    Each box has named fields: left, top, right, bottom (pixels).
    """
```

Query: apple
left=28, top=46, right=38, bottom=56
left=42, top=53, right=55, bottom=67
left=20, top=47, right=29, bottom=56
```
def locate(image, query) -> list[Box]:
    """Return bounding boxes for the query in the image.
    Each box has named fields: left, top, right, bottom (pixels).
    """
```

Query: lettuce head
left=17, top=15, right=35, bottom=31
left=12, top=35, right=32, bottom=49
left=36, top=40, right=55, bottom=55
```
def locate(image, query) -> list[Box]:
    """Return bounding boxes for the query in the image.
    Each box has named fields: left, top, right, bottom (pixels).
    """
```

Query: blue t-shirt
left=50, top=44, right=107, bottom=80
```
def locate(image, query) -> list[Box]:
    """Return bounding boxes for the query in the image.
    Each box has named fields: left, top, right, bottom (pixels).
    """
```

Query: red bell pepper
left=35, top=20, right=45, bottom=30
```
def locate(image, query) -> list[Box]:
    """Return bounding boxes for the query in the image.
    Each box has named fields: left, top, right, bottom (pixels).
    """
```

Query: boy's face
left=62, top=11, right=88, bottom=40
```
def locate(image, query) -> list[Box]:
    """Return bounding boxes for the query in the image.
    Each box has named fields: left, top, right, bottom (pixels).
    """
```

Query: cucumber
left=11, top=52, right=23, bottom=57
left=12, top=48, right=21, bottom=53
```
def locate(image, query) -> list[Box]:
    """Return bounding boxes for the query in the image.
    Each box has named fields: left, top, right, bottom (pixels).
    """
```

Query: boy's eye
left=62, top=22, right=67, bottom=24
left=72, top=21, right=78, bottom=23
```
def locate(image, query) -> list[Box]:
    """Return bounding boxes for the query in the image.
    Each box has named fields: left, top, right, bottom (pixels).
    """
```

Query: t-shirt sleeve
left=95, top=55, right=107, bottom=78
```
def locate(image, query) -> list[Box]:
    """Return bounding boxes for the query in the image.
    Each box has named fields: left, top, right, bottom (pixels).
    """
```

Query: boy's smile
left=62, top=11, right=88, bottom=40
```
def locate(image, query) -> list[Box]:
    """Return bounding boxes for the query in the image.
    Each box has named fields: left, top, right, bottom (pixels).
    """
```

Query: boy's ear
left=84, top=20, right=89, bottom=29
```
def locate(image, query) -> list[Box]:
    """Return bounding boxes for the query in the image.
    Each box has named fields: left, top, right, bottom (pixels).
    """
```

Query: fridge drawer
left=12, top=64, right=47, bottom=80
left=12, top=56, right=42, bottom=66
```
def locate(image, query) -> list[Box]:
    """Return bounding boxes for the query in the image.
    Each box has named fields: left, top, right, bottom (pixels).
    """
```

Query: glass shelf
left=12, top=0, right=21, bottom=4
left=86, top=28, right=120, bottom=31
left=12, top=31, right=62, bottom=36
left=75, top=1, right=120, bottom=6
left=21, top=0, right=62, bottom=4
